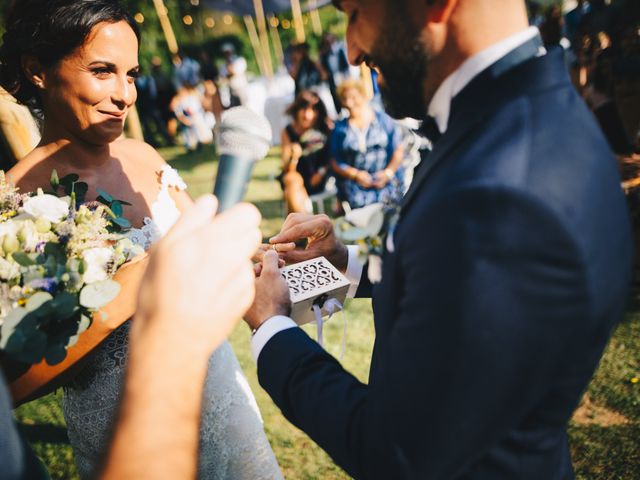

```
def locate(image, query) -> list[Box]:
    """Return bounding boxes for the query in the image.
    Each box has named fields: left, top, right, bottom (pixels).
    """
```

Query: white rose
left=17, top=220, right=40, bottom=251
left=0, top=257, right=20, bottom=281
left=0, top=220, right=19, bottom=238
left=22, top=194, right=69, bottom=223
left=82, top=247, right=114, bottom=284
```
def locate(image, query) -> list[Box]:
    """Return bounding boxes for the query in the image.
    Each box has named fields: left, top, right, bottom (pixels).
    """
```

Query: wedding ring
left=271, top=244, right=278, bottom=252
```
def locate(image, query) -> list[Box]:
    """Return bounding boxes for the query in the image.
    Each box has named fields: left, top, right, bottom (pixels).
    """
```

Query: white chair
left=307, top=176, right=338, bottom=214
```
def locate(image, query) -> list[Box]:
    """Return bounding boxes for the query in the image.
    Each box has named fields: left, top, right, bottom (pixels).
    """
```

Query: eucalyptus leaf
left=112, top=217, right=131, bottom=229
left=1, top=329, right=26, bottom=353
left=79, top=280, right=120, bottom=309
left=50, top=292, right=79, bottom=319
left=96, top=188, right=113, bottom=203
left=11, top=252, right=35, bottom=267
left=44, top=242, right=64, bottom=259
left=22, top=267, right=45, bottom=284
left=17, top=330, right=47, bottom=364
left=0, top=308, right=27, bottom=348
left=45, top=344, right=68, bottom=366
left=111, top=201, right=123, bottom=217
left=2, top=307, right=29, bottom=331
left=78, top=314, right=92, bottom=334
left=73, top=182, right=88, bottom=204
left=60, top=173, right=80, bottom=185
left=25, top=292, right=53, bottom=312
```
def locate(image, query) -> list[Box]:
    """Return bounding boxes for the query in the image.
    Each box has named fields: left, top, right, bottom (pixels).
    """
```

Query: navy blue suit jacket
left=257, top=48, right=632, bottom=479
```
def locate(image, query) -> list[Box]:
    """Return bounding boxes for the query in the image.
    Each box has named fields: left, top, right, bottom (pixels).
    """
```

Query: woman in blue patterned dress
left=330, top=79, right=405, bottom=209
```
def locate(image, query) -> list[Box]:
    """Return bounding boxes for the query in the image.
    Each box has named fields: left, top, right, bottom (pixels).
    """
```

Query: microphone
left=213, top=107, right=272, bottom=212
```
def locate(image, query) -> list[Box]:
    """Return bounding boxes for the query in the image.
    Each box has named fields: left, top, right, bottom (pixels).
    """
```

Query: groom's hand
left=269, top=213, right=349, bottom=272
left=244, top=250, right=291, bottom=331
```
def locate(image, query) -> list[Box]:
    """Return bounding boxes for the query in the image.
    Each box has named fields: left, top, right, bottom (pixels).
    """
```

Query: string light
left=205, top=17, right=215, bottom=28
left=133, top=13, right=144, bottom=24
left=190, top=0, right=200, bottom=5
left=183, top=15, right=193, bottom=25
left=281, top=19, right=291, bottom=29
left=223, top=14, right=233, bottom=25
left=269, top=17, right=279, bottom=28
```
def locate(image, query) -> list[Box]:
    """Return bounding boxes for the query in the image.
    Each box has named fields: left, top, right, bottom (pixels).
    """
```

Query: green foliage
left=79, top=280, right=120, bottom=310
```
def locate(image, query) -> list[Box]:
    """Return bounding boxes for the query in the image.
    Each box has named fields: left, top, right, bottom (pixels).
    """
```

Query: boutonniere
left=336, top=180, right=403, bottom=283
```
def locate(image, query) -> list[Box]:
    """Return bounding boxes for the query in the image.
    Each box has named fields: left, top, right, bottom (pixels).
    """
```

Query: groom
left=246, top=0, right=632, bottom=478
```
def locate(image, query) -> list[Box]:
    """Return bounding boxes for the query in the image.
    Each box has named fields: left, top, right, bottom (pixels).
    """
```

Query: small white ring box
left=280, top=256, right=351, bottom=326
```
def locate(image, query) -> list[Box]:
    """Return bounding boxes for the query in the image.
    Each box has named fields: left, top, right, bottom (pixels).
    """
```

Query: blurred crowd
left=134, top=2, right=640, bottom=214
left=529, top=0, right=640, bottom=155
left=134, top=33, right=418, bottom=215
left=134, top=43, right=246, bottom=151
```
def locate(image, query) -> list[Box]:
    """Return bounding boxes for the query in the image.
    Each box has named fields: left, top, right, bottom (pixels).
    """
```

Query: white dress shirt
left=251, top=26, right=544, bottom=362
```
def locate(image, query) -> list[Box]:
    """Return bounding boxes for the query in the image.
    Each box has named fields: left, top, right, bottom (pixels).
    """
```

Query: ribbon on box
left=312, top=298, right=347, bottom=359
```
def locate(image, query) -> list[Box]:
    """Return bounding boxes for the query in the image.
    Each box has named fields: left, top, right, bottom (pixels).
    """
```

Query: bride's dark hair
left=0, top=0, right=140, bottom=111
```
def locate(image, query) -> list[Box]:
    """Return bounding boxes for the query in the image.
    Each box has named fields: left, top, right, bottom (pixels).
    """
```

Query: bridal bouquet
left=0, top=170, right=143, bottom=366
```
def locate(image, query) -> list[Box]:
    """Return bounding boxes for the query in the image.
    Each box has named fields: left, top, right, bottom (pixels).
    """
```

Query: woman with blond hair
left=330, top=79, right=404, bottom=209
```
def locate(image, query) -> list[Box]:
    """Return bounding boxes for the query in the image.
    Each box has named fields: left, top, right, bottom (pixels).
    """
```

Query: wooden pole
left=290, top=0, right=306, bottom=43
left=243, top=15, right=268, bottom=78
left=309, top=1, right=323, bottom=37
left=152, top=0, right=179, bottom=54
left=253, top=0, right=274, bottom=78
left=268, top=15, right=285, bottom=69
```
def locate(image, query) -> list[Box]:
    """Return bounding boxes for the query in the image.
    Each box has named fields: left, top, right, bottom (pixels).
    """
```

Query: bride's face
left=39, top=21, right=139, bottom=145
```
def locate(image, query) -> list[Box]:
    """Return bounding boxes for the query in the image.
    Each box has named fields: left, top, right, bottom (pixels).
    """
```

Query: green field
left=13, top=145, right=640, bottom=479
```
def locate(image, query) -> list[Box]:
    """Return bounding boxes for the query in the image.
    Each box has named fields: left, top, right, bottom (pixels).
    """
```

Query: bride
left=1, top=1, right=282, bottom=478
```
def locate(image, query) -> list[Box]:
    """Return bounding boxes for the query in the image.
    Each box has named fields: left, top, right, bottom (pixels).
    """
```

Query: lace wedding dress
left=63, top=166, right=283, bottom=479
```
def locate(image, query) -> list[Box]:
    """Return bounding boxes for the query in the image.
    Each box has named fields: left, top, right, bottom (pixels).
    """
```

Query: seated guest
left=171, top=83, right=214, bottom=151
left=280, top=90, right=332, bottom=214
left=330, top=79, right=405, bottom=209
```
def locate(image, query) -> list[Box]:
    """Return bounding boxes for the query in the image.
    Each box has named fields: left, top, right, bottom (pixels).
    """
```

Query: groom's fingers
left=271, top=213, right=315, bottom=243
left=269, top=222, right=314, bottom=245
left=278, top=248, right=318, bottom=265
left=280, top=212, right=313, bottom=232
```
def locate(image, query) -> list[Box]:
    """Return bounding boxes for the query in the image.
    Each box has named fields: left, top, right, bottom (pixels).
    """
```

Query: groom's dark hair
left=0, top=0, right=140, bottom=111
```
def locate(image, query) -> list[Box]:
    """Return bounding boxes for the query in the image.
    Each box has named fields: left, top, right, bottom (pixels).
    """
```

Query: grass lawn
left=13, top=145, right=640, bottom=479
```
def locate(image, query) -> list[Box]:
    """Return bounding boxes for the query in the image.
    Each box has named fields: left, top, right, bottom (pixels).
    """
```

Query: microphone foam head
left=218, top=107, right=273, bottom=160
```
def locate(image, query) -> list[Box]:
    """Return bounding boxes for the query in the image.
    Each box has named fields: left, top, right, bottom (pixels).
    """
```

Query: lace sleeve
left=160, top=165, right=187, bottom=191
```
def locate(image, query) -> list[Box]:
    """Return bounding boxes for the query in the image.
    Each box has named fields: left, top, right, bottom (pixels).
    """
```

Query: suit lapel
left=401, top=36, right=550, bottom=213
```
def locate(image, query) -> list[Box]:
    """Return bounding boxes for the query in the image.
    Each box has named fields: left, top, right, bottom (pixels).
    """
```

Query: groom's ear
left=425, top=0, right=458, bottom=24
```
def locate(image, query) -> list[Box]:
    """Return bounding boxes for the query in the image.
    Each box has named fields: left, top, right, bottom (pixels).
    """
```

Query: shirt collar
left=427, top=26, right=544, bottom=134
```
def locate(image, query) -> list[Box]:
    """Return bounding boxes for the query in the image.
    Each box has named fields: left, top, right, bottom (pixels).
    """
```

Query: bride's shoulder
left=112, top=138, right=167, bottom=171
left=112, top=139, right=186, bottom=191
left=6, top=147, right=56, bottom=192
